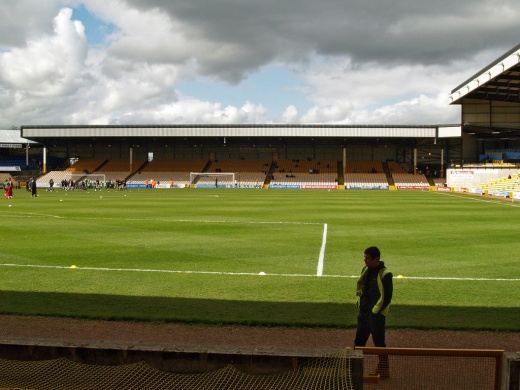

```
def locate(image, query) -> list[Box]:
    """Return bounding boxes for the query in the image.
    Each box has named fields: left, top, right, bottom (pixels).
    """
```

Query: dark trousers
left=354, top=311, right=386, bottom=347
left=355, top=311, right=389, bottom=373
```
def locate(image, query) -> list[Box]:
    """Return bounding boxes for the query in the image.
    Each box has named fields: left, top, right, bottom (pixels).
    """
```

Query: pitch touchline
left=10, top=213, right=323, bottom=225
left=0, top=263, right=518, bottom=281
left=435, top=191, right=520, bottom=207
left=170, top=219, right=324, bottom=225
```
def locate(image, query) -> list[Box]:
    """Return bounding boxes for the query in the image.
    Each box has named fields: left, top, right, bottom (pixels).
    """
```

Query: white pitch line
left=393, top=276, right=520, bottom=281
left=0, top=263, right=323, bottom=278
left=435, top=191, right=520, bottom=207
left=168, top=219, right=324, bottom=225
left=0, top=263, right=518, bottom=281
left=10, top=212, right=64, bottom=219
left=16, top=214, right=324, bottom=225
left=317, top=223, right=328, bottom=276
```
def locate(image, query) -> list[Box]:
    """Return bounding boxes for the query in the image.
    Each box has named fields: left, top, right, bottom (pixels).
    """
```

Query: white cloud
left=0, top=8, right=87, bottom=97
left=0, top=0, right=518, bottom=128
left=105, top=99, right=270, bottom=125
left=279, top=105, right=299, bottom=123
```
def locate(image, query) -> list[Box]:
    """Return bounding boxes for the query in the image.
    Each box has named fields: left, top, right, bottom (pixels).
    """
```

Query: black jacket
left=358, top=261, right=393, bottom=314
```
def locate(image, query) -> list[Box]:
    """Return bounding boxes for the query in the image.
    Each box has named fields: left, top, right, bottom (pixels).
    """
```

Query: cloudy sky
left=0, top=0, right=519, bottom=128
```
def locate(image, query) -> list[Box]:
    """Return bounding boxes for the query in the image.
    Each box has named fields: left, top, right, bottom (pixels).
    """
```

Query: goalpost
left=190, top=172, right=236, bottom=188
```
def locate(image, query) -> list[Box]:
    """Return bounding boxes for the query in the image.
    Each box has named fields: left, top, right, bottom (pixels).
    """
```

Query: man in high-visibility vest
left=354, top=246, right=393, bottom=379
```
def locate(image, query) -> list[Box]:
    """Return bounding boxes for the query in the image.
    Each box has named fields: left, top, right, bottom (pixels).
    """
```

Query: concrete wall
left=447, top=168, right=518, bottom=188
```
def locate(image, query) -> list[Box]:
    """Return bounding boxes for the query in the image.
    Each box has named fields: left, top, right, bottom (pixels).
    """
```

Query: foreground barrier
left=0, top=340, right=517, bottom=389
left=0, top=341, right=361, bottom=389
left=357, top=346, right=504, bottom=390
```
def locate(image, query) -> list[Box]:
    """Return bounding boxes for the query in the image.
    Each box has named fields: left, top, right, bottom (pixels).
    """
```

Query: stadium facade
left=18, top=124, right=459, bottom=171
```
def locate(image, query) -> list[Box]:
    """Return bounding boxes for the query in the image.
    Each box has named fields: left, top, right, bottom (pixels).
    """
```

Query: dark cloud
left=0, top=1, right=58, bottom=47
left=124, top=0, right=520, bottom=69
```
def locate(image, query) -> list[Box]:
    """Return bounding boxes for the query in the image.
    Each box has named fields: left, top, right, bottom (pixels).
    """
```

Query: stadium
left=0, top=44, right=519, bottom=388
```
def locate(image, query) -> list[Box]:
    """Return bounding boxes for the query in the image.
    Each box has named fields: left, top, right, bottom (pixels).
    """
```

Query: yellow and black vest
left=356, top=266, right=391, bottom=316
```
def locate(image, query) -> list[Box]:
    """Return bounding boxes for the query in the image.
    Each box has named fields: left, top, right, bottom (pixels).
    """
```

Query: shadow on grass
left=0, top=291, right=518, bottom=331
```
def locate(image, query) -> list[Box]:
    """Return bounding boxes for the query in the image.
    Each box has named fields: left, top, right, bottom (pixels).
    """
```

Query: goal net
left=190, top=172, right=236, bottom=188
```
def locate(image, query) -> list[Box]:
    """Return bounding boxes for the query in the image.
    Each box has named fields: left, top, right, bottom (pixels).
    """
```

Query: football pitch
left=1, top=188, right=519, bottom=331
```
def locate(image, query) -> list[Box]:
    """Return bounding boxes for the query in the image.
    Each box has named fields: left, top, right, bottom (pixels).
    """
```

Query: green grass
left=1, top=188, right=519, bottom=331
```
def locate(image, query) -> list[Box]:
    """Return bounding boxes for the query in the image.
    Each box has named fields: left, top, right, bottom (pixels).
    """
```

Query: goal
left=189, top=172, right=236, bottom=188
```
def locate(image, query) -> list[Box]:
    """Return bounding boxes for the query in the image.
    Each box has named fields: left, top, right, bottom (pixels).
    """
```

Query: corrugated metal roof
left=20, top=124, right=445, bottom=139
left=449, top=43, right=520, bottom=104
left=0, top=129, right=38, bottom=145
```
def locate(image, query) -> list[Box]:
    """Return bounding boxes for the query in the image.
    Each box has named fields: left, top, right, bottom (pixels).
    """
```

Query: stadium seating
left=142, top=159, right=208, bottom=172
left=472, top=172, right=520, bottom=193
left=345, top=173, right=389, bottom=189
left=0, top=155, right=38, bottom=170
left=44, top=156, right=66, bottom=171
left=432, top=177, right=447, bottom=187
left=65, top=159, right=106, bottom=173
left=392, top=172, right=429, bottom=188
left=342, top=160, right=388, bottom=189
left=204, top=159, right=271, bottom=188
left=33, top=157, right=443, bottom=191
left=345, top=160, right=384, bottom=174
left=97, top=159, right=147, bottom=172
left=387, top=160, right=408, bottom=173
left=270, top=159, right=337, bottom=187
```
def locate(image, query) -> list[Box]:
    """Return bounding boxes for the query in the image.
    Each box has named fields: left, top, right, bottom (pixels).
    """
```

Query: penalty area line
left=316, top=223, right=328, bottom=276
